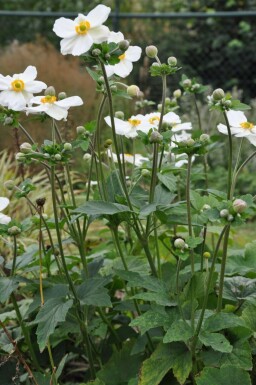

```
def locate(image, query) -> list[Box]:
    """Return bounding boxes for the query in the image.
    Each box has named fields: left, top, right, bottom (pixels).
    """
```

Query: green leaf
left=33, top=297, right=73, bottom=351
left=231, top=100, right=251, bottom=111
left=0, top=277, right=19, bottom=303
left=203, top=312, right=247, bottom=332
left=172, top=344, right=192, bottom=385
left=196, top=366, right=251, bottom=385
left=241, top=303, right=256, bottom=331
left=199, top=331, right=232, bottom=353
left=77, top=277, right=112, bottom=307
left=130, top=306, right=175, bottom=335
left=163, top=320, right=193, bottom=343
left=226, top=241, right=256, bottom=275
left=56, top=354, right=69, bottom=380
left=73, top=201, right=131, bottom=216
left=223, top=277, right=256, bottom=303
left=186, top=236, right=203, bottom=248
left=157, top=172, right=177, bottom=192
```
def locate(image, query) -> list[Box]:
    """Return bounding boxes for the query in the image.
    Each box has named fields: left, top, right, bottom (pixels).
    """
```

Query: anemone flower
left=145, top=111, right=192, bottom=132
left=104, top=115, right=151, bottom=138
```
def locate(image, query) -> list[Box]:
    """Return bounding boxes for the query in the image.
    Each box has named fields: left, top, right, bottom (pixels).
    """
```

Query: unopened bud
left=44, top=86, right=56, bottom=97
left=223, top=99, right=232, bottom=108
left=202, top=204, right=211, bottom=210
left=104, top=139, right=112, bottom=148
left=233, top=199, right=247, bottom=213
left=4, top=117, right=13, bottom=125
left=127, top=85, right=140, bottom=97
left=110, top=85, right=117, bottom=92
left=8, top=226, right=21, bottom=236
left=145, top=45, right=158, bottom=58
left=83, top=153, right=92, bottom=162
left=200, top=134, right=210, bottom=143
left=220, top=209, right=229, bottom=218
left=167, top=56, right=177, bottom=66
left=173, top=89, right=182, bottom=98
left=54, top=154, right=62, bottom=161
left=141, top=169, right=151, bottom=177
left=36, top=197, right=46, bottom=207
left=92, top=48, right=101, bottom=57
left=149, top=131, right=163, bottom=144
left=228, top=214, right=234, bottom=222
left=174, top=238, right=186, bottom=249
left=4, top=180, right=15, bottom=190
left=105, top=53, right=110, bottom=60
left=192, top=83, right=200, bottom=91
left=152, top=62, right=160, bottom=67
left=212, top=88, right=225, bottom=101
left=76, top=126, right=86, bottom=135
left=115, top=111, right=124, bottom=120
left=20, top=142, right=32, bottom=153
left=58, top=92, right=67, bottom=100
left=186, top=138, right=195, bottom=147
left=118, top=40, right=130, bottom=51
left=203, top=252, right=211, bottom=259
left=63, top=142, right=72, bottom=151
left=183, top=79, right=192, bottom=88
left=15, top=152, right=26, bottom=161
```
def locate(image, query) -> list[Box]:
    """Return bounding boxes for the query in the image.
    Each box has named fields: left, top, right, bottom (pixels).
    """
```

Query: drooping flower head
left=217, top=110, right=256, bottom=146
left=105, top=32, right=142, bottom=78
left=0, top=66, right=47, bottom=111
left=0, top=197, right=11, bottom=225
left=53, top=4, right=111, bottom=56
left=26, top=93, right=83, bottom=121
left=104, top=114, right=151, bottom=138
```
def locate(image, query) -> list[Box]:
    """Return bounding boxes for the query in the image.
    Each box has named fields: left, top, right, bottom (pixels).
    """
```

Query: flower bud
left=145, top=45, right=158, bottom=58
left=115, top=111, right=124, bottom=120
left=149, top=131, right=163, bottom=144
left=152, top=62, right=160, bottom=67
left=110, top=85, right=117, bottom=92
left=20, top=142, right=32, bottom=154
left=228, top=214, right=234, bottom=222
left=202, top=204, right=211, bottom=210
left=15, top=152, right=26, bottom=162
left=203, top=252, right=211, bottom=259
left=44, top=86, right=56, bottom=97
left=223, top=99, right=232, bottom=108
left=233, top=199, right=247, bottom=213
left=8, top=226, right=21, bottom=236
left=105, top=53, right=110, bottom=60
left=36, top=197, right=46, bottom=207
left=183, top=79, right=192, bottom=88
left=141, top=169, right=151, bottom=177
left=98, top=76, right=104, bottom=83
left=167, top=56, right=177, bottom=66
left=192, top=83, right=200, bottom=91
left=92, top=48, right=101, bottom=56
left=76, top=125, right=86, bottom=135
left=174, top=238, right=186, bottom=249
left=44, top=153, right=50, bottom=159
left=83, top=153, right=92, bottom=162
left=220, top=209, right=229, bottom=218
left=4, top=116, right=13, bottom=125
left=173, top=89, right=182, bottom=98
left=104, top=139, right=113, bottom=148
left=157, top=103, right=162, bottom=110
left=165, top=97, right=171, bottom=103
left=58, top=92, right=67, bottom=100
left=212, top=88, right=225, bottom=101
left=118, top=40, right=130, bottom=51
left=127, top=85, right=140, bottom=97
left=4, top=180, right=15, bottom=190
left=186, top=138, right=195, bottom=147
left=200, top=134, right=210, bottom=143
left=54, top=154, right=62, bottom=161
left=63, top=142, right=72, bottom=151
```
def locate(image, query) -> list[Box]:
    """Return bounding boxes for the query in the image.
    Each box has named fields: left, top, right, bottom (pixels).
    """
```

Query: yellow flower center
left=40, top=95, right=57, bottom=104
left=128, top=118, right=141, bottom=127
left=240, top=121, right=254, bottom=130
left=11, top=79, right=25, bottom=92
left=75, top=20, right=91, bottom=35
left=149, top=116, right=160, bottom=125
left=118, top=53, right=126, bottom=61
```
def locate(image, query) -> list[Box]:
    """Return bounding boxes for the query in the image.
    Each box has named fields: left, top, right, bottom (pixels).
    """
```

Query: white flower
left=105, top=32, right=142, bottom=78
left=0, top=66, right=47, bottom=111
left=107, top=149, right=148, bottom=167
left=104, top=115, right=151, bottom=138
left=217, top=110, right=256, bottom=146
left=53, top=5, right=111, bottom=56
left=0, top=197, right=11, bottom=225
left=145, top=111, right=192, bottom=132
left=26, top=94, right=83, bottom=121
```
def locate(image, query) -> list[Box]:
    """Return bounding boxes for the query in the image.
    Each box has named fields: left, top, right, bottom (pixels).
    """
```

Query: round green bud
left=165, top=97, right=171, bottom=103
left=98, top=76, right=104, bottom=83
left=183, top=79, right=192, bottom=88
left=192, top=83, right=200, bottom=91
left=44, top=153, right=50, bottom=159
left=105, top=53, right=110, bottom=60
left=152, top=62, right=160, bottom=67
left=233, top=199, right=247, bottom=213
left=83, top=153, right=92, bottom=162
left=58, top=92, right=67, bottom=100
left=203, top=252, right=211, bottom=259
left=212, top=88, right=225, bottom=101
left=20, top=142, right=32, bottom=154
left=173, top=89, right=182, bottom=98
left=203, top=204, right=211, bottom=210
left=220, top=209, right=229, bottom=218
left=118, top=40, right=130, bottom=51
left=110, top=85, right=117, bottom=92
left=92, top=48, right=101, bottom=56
left=8, top=226, right=21, bottom=236
left=149, top=131, right=163, bottom=144
left=186, top=138, right=195, bottom=147
left=76, top=126, right=86, bottom=135
left=200, top=134, right=210, bottom=143
left=157, top=103, right=162, bottom=110
left=127, top=85, right=140, bottom=97
left=54, top=154, right=62, bottom=161
left=228, top=214, right=234, bottom=222
left=174, top=238, right=186, bottom=249
left=167, top=56, right=177, bottom=66
left=104, top=139, right=113, bottom=148
left=44, top=86, right=56, bottom=97
left=145, top=45, right=158, bottom=58
left=141, top=169, right=151, bottom=177
left=63, top=142, right=72, bottom=151
left=15, top=152, right=26, bottom=161
left=223, top=99, right=232, bottom=108
left=4, top=116, right=13, bottom=125
left=4, top=180, right=15, bottom=190
left=115, top=111, right=124, bottom=120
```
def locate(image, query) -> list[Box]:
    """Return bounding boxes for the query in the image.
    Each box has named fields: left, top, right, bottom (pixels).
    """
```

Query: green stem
left=231, top=147, right=256, bottom=197
left=216, top=226, right=230, bottom=312
left=223, top=111, right=233, bottom=200
left=186, top=155, right=194, bottom=274
left=193, top=94, right=202, bottom=131
left=11, top=235, right=17, bottom=276
left=47, top=341, right=58, bottom=385
left=200, top=225, right=207, bottom=272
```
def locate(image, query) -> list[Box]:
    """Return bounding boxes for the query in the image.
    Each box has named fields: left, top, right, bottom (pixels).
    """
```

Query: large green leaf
left=223, top=277, right=256, bottom=303
left=172, top=344, right=192, bottom=385
left=33, top=297, right=73, bottom=351
left=196, top=365, right=251, bottom=385
left=163, top=320, right=193, bottom=343
left=157, top=172, right=177, bottom=192
left=77, top=277, right=111, bottom=307
left=226, top=241, right=256, bottom=275
left=203, top=312, right=247, bottom=332
left=241, top=303, right=256, bottom=331
left=73, top=201, right=131, bottom=216
left=199, top=331, right=232, bottom=353
left=0, top=277, right=19, bottom=303
left=130, top=306, right=177, bottom=335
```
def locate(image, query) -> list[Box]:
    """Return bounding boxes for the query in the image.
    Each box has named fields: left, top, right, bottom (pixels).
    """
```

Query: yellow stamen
left=118, top=53, right=126, bottom=60
left=40, top=95, right=57, bottom=104
left=149, top=116, right=160, bottom=125
left=240, top=121, right=254, bottom=130
left=11, top=79, right=25, bottom=92
left=128, top=118, right=141, bottom=127
left=75, top=20, right=90, bottom=35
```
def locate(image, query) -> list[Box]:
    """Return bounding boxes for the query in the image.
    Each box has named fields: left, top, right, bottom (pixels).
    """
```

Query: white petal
left=29, top=96, right=44, bottom=105
left=163, top=111, right=181, bottom=124
left=113, top=60, right=133, bottom=78
left=0, top=213, right=11, bottom=225
left=247, top=135, right=256, bottom=146
left=125, top=46, right=142, bottom=62
left=172, top=122, right=192, bottom=132
left=53, top=17, right=77, bottom=38
left=21, top=66, right=37, bottom=82
left=71, top=35, right=94, bottom=56
left=105, top=65, right=115, bottom=78
left=89, top=26, right=110, bottom=43
left=0, top=197, right=9, bottom=211
left=108, top=31, right=124, bottom=43
left=25, top=80, right=47, bottom=93
left=217, top=123, right=228, bottom=135
left=3, top=91, right=27, bottom=111
left=0, top=75, right=11, bottom=90
left=45, top=105, right=68, bottom=120
left=26, top=104, right=48, bottom=115
left=86, top=5, right=111, bottom=28
left=227, top=110, right=247, bottom=127
left=56, top=96, right=83, bottom=108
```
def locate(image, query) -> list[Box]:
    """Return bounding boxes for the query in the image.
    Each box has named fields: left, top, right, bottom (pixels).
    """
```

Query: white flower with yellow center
left=217, top=110, right=256, bottom=146
left=105, top=32, right=142, bottom=78
left=0, top=66, right=47, bottom=111
left=105, top=114, right=151, bottom=138
left=26, top=94, right=83, bottom=121
left=145, top=111, right=192, bottom=132
left=0, top=197, right=11, bottom=225
left=53, top=5, right=111, bottom=56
